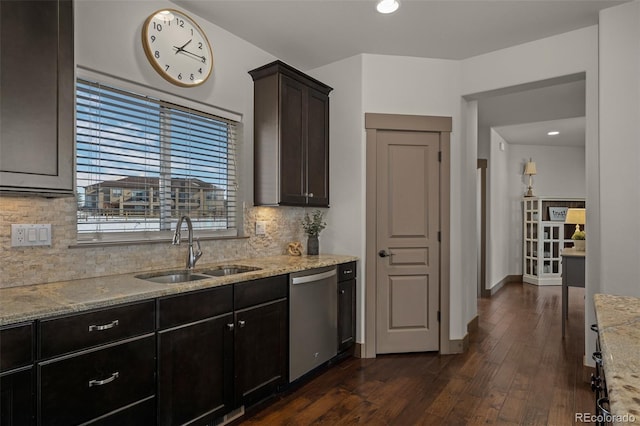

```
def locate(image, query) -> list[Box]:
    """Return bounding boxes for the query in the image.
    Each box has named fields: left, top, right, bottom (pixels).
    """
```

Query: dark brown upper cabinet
left=0, top=0, right=74, bottom=196
left=250, top=61, right=332, bottom=207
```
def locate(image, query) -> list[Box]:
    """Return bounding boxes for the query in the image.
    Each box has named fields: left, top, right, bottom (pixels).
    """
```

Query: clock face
left=142, top=9, right=213, bottom=87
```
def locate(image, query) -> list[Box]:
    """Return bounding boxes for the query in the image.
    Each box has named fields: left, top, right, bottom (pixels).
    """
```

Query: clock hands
left=174, top=39, right=192, bottom=55
left=172, top=45, right=207, bottom=63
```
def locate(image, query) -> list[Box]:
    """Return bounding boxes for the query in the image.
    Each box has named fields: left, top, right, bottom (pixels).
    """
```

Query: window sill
left=69, top=234, right=248, bottom=249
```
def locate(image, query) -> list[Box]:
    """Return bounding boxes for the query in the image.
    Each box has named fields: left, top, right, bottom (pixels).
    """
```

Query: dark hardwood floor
left=239, top=282, right=595, bottom=425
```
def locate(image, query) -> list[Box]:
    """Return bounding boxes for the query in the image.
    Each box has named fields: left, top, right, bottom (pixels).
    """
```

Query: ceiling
left=494, top=117, right=586, bottom=146
left=174, top=0, right=624, bottom=147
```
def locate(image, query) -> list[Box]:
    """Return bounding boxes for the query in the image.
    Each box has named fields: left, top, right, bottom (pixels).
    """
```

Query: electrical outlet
left=255, top=221, right=267, bottom=236
left=11, top=224, right=52, bottom=247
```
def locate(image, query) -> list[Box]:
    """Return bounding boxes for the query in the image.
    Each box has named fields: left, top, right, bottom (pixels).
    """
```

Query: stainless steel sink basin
left=198, top=265, right=261, bottom=277
left=136, top=265, right=261, bottom=284
left=135, top=271, right=210, bottom=284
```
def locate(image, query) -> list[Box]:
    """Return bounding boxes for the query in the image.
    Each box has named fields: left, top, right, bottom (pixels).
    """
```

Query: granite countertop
left=593, top=293, right=640, bottom=423
left=0, top=254, right=357, bottom=326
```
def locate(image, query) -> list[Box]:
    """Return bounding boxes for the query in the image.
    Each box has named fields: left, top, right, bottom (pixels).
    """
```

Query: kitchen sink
left=135, top=271, right=211, bottom=284
left=136, top=265, right=261, bottom=284
left=197, top=265, right=261, bottom=277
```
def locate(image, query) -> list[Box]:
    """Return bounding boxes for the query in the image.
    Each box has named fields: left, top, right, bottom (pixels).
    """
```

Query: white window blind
left=76, top=79, right=237, bottom=240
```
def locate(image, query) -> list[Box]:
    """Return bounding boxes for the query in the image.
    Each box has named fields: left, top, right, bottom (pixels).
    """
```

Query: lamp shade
left=524, top=160, right=537, bottom=176
left=565, top=208, right=586, bottom=225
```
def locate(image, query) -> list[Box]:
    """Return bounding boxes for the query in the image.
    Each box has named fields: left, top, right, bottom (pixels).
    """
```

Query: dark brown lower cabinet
left=338, top=278, right=356, bottom=352
left=234, top=299, right=288, bottom=408
left=38, top=334, right=155, bottom=426
left=158, top=313, right=234, bottom=426
left=0, top=368, right=34, bottom=426
left=338, top=262, right=356, bottom=353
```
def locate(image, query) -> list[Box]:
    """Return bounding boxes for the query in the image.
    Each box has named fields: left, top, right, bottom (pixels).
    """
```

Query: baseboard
left=483, top=274, right=521, bottom=297
left=467, top=315, right=479, bottom=333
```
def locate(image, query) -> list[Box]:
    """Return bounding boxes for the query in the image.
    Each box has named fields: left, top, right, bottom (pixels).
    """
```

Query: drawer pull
left=343, top=269, right=353, bottom=275
left=88, top=371, right=119, bottom=387
left=596, top=397, right=611, bottom=416
left=238, top=320, right=246, bottom=328
left=592, top=351, right=603, bottom=366
left=88, top=320, right=119, bottom=332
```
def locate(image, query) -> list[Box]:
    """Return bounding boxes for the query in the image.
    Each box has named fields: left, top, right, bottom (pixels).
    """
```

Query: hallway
left=240, top=282, right=594, bottom=425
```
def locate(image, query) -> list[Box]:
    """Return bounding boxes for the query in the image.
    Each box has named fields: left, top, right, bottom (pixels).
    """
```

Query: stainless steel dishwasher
left=289, top=266, right=338, bottom=382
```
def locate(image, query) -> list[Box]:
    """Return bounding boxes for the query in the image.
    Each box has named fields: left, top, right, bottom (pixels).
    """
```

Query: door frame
left=364, top=113, right=452, bottom=358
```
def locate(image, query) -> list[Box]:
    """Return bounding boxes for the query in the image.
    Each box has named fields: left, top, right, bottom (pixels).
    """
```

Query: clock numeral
left=155, top=51, right=160, bottom=59
left=176, top=18, right=185, bottom=28
left=198, top=68, right=202, bottom=74
left=178, top=73, right=182, bottom=80
left=190, top=28, right=194, bottom=36
left=165, top=65, right=170, bottom=71
left=153, top=22, right=162, bottom=32
left=201, top=57, right=206, bottom=64
left=150, top=35, right=156, bottom=43
left=198, top=42, right=203, bottom=50
left=190, top=74, right=195, bottom=81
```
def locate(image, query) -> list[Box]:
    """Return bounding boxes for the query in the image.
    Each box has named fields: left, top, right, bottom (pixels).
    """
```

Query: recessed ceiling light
left=377, top=0, right=400, bottom=14
left=547, top=131, right=560, bottom=136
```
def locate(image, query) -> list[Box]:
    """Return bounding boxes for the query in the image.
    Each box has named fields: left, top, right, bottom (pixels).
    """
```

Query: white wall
left=309, top=55, right=365, bottom=341
left=598, top=1, right=640, bottom=297
left=462, top=25, right=599, bottom=360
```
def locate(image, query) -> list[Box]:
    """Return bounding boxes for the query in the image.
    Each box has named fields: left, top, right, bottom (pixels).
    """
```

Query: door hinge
left=437, top=311, right=441, bottom=322
left=438, top=151, right=442, bottom=162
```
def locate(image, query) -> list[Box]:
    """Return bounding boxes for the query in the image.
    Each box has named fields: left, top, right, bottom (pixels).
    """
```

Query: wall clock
left=142, top=9, right=213, bottom=87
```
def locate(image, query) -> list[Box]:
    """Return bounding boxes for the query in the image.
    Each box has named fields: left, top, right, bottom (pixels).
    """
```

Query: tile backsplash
left=0, top=196, right=309, bottom=288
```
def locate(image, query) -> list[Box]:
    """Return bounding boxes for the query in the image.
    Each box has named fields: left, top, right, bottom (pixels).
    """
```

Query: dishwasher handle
left=291, top=269, right=336, bottom=285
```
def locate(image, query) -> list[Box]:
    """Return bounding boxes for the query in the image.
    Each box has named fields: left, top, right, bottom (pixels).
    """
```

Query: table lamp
left=565, top=208, right=586, bottom=251
left=524, top=159, right=537, bottom=197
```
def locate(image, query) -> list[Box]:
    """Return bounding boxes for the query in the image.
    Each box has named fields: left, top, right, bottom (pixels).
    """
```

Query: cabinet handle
left=308, top=193, right=314, bottom=198
left=340, top=290, right=345, bottom=294
left=227, top=323, right=235, bottom=331
left=238, top=320, right=246, bottom=328
left=596, top=397, right=611, bottom=416
left=343, top=269, right=353, bottom=275
left=590, top=323, right=599, bottom=333
left=88, top=372, right=119, bottom=387
left=592, top=351, right=603, bottom=366
left=88, top=320, right=119, bottom=332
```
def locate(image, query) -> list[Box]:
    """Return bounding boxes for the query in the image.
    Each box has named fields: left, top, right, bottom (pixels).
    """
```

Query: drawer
left=234, top=275, right=288, bottom=310
left=338, top=262, right=356, bottom=282
left=38, top=334, right=155, bottom=426
left=0, top=322, right=34, bottom=372
left=158, top=284, right=233, bottom=329
left=84, top=396, right=156, bottom=426
left=39, top=300, right=155, bottom=359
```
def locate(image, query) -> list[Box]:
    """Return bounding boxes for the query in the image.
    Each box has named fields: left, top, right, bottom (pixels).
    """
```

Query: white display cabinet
left=522, top=197, right=585, bottom=285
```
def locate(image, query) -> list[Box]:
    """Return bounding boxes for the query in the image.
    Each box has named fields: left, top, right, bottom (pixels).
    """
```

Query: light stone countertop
left=0, top=254, right=358, bottom=326
left=593, top=293, right=640, bottom=423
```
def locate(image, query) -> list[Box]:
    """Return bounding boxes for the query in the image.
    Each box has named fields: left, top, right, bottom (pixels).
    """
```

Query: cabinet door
left=234, top=299, right=287, bottom=408
left=158, top=313, right=234, bottom=426
left=279, top=75, right=307, bottom=205
left=338, top=279, right=356, bottom=352
left=0, top=0, right=74, bottom=194
left=306, top=87, right=330, bottom=207
left=39, top=335, right=155, bottom=426
left=0, top=368, right=34, bottom=426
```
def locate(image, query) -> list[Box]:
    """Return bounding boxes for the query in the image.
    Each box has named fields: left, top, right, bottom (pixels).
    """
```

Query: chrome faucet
left=172, top=215, right=203, bottom=270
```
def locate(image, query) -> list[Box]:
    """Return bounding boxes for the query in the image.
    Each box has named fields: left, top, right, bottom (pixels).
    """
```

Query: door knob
left=378, top=250, right=394, bottom=258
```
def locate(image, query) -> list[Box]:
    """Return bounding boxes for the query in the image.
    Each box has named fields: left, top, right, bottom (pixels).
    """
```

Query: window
left=76, top=79, right=238, bottom=240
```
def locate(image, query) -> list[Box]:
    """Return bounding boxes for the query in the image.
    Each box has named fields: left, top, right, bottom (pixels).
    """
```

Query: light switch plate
left=255, top=221, right=267, bottom=236
left=11, top=224, right=52, bottom=247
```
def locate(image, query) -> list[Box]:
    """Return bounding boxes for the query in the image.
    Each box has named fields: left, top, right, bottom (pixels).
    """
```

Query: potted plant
left=302, top=210, right=326, bottom=255
left=572, top=229, right=586, bottom=251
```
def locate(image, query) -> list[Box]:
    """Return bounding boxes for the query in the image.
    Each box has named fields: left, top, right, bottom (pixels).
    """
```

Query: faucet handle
left=194, top=238, right=203, bottom=260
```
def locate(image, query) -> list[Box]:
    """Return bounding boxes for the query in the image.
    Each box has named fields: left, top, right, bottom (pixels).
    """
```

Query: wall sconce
left=523, top=158, right=537, bottom=197
left=565, top=208, right=586, bottom=251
